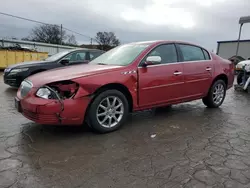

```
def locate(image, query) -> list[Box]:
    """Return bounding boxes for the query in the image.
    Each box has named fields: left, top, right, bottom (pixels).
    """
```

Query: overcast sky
left=1, top=0, right=250, bottom=51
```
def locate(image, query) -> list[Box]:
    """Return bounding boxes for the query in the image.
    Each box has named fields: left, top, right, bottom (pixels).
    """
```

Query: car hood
left=27, top=64, right=123, bottom=87
left=6, top=60, right=53, bottom=69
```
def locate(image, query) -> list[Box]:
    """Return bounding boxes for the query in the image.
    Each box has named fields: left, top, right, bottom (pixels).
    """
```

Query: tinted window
left=179, top=44, right=205, bottom=61
left=45, top=51, right=71, bottom=61
left=202, top=49, right=211, bottom=60
left=65, top=52, right=86, bottom=62
left=144, top=44, right=177, bottom=64
left=89, top=51, right=104, bottom=60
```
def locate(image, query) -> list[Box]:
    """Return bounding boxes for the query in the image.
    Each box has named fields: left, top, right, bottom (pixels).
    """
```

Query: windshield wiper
left=97, top=63, right=107, bottom=65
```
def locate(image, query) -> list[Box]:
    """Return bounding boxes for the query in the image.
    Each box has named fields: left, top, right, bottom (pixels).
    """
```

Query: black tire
left=237, top=72, right=244, bottom=85
left=202, top=80, right=226, bottom=108
left=87, top=90, right=129, bottom=133
left=202, top=97, right=209, bottom=107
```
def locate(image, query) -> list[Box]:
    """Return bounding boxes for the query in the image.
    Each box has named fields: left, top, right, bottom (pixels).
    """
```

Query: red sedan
left=15, top=40, right=234, bottom=133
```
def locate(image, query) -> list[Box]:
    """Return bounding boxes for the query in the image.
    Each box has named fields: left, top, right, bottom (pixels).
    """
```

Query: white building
left=216, top=39, right=250, bottom=59
left=1, top=38, right=77, bottom=56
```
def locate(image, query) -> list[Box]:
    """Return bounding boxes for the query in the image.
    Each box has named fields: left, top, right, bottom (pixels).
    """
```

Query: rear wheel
left=202, top=80, right=226, bottom=108
left=87, top=90, right=129, bottom=133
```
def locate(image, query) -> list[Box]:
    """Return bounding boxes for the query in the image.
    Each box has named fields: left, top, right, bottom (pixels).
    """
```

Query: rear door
left=176, top=44, right=214, bottom=98
left=138, top=44, right=184, bottom=107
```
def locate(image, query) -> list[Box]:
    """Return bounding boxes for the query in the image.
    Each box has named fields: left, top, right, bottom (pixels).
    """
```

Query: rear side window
left=179, top=44, right=205, bottom=61
left=90, top=51, right=104, bottom=60
left=202, top=49, right=211, bottom=60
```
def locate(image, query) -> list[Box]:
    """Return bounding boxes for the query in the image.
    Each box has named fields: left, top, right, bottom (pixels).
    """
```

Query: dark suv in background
left=3, top=48, right=104, bottom=87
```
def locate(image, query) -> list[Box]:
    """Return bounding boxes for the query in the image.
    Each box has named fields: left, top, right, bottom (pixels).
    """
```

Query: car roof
left=129, top=40, right=205, bottom=48
left=68, top=48, right=104, bottom=52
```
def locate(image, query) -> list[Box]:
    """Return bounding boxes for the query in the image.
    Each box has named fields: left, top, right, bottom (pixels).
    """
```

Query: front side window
left=45, top=51, right=71, bottom=61
left=65, top=52, right=86, bottom=62
left=143, top=44, right=178, bottom=65
left=89, top=44, right=149, bottom=66
left=179, top=44, right=205, bottom=61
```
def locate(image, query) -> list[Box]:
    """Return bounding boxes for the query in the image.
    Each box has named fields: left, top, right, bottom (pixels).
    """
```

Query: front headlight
left=36, top=81, right=79, bottom=100
left=36, top=88, right=51, bottom=99
left=4, top=68, right=11, bottom=73
left=10, top=68, right=29, bottom=74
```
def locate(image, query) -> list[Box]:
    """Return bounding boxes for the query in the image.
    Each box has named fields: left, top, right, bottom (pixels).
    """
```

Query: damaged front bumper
left=16, top=87, right=91, bottom=125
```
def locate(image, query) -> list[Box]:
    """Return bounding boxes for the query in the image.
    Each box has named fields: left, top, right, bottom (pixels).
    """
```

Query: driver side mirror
left=142, top=56, right=161, bottom=67
left=60, top=58, right=69, bottom=65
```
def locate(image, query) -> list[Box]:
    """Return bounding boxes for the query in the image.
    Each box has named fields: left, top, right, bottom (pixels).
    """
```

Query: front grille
left=20, top=80, right=33, bottom=98
left=23, top=109, right=59, bottom=123
left=5, top=79, right=16, bottom=86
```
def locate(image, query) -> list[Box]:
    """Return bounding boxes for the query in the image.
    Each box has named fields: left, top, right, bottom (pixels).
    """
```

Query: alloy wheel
left=213, top=83, right=225, bottom=105
left=96, top=96, right=124, bottom=128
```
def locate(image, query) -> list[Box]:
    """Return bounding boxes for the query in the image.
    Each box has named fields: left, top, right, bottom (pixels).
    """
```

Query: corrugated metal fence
left=0, top=38, right=77, bottom=56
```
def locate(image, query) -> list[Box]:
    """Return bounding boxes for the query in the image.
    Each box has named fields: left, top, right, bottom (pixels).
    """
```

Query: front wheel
left=202, top=80, right=226, bottom=108
left=87, top=90, right=129, bottom=133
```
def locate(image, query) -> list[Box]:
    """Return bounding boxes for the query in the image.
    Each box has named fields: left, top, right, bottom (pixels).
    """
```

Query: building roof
left=217, top=39, right=250, bottom=43
left=228, top=55, right=245, bottom=61
left=80, top=44, right=99, bottom=48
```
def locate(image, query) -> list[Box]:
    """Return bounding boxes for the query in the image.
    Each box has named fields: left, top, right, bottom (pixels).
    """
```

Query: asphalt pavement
left=1, top=72, right=250, bottom=188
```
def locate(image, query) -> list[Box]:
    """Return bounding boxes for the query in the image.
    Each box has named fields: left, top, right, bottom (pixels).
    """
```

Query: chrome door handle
left=206, top=67, right=212, bottom=71
left=174, top=71, right=182, bottom=75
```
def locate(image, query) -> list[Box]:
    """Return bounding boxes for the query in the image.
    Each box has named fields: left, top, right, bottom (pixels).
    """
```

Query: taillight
left=232, top=63, right=235, bottom=71
left=230, top=63, right=234, bottom=70
left=228, top=60, right=235, bottom=74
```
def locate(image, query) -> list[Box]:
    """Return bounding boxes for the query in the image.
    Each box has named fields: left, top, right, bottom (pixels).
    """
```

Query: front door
left=69, top=51, right=88, bottom=65
left=61, top=51, right=88, bottom=66
left=177, top=44, right=214, bottom=98
left=138, top=44, right=184, bottom=107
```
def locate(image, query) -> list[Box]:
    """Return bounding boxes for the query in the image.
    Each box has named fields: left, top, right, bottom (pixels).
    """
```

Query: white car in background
left=236, top=60, right=250, bottom=84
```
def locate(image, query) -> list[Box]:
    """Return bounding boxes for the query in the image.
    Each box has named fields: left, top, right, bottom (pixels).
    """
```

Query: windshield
left=45, top=50, right=70, bottom=61
left=89, top=43, right=149, bottom=66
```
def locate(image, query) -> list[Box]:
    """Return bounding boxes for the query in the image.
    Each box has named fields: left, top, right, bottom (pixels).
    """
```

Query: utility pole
left=235, top=23, right=243, bottom=56
left=61, top=24, right=62, bottom=45
left=90, top=38, right=93, bottom=47
left=236, top=16, right=250, bottom=56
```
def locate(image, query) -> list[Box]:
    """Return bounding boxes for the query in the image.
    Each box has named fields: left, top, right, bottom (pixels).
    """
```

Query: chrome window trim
left=138, top=59, right=213, bottom=69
